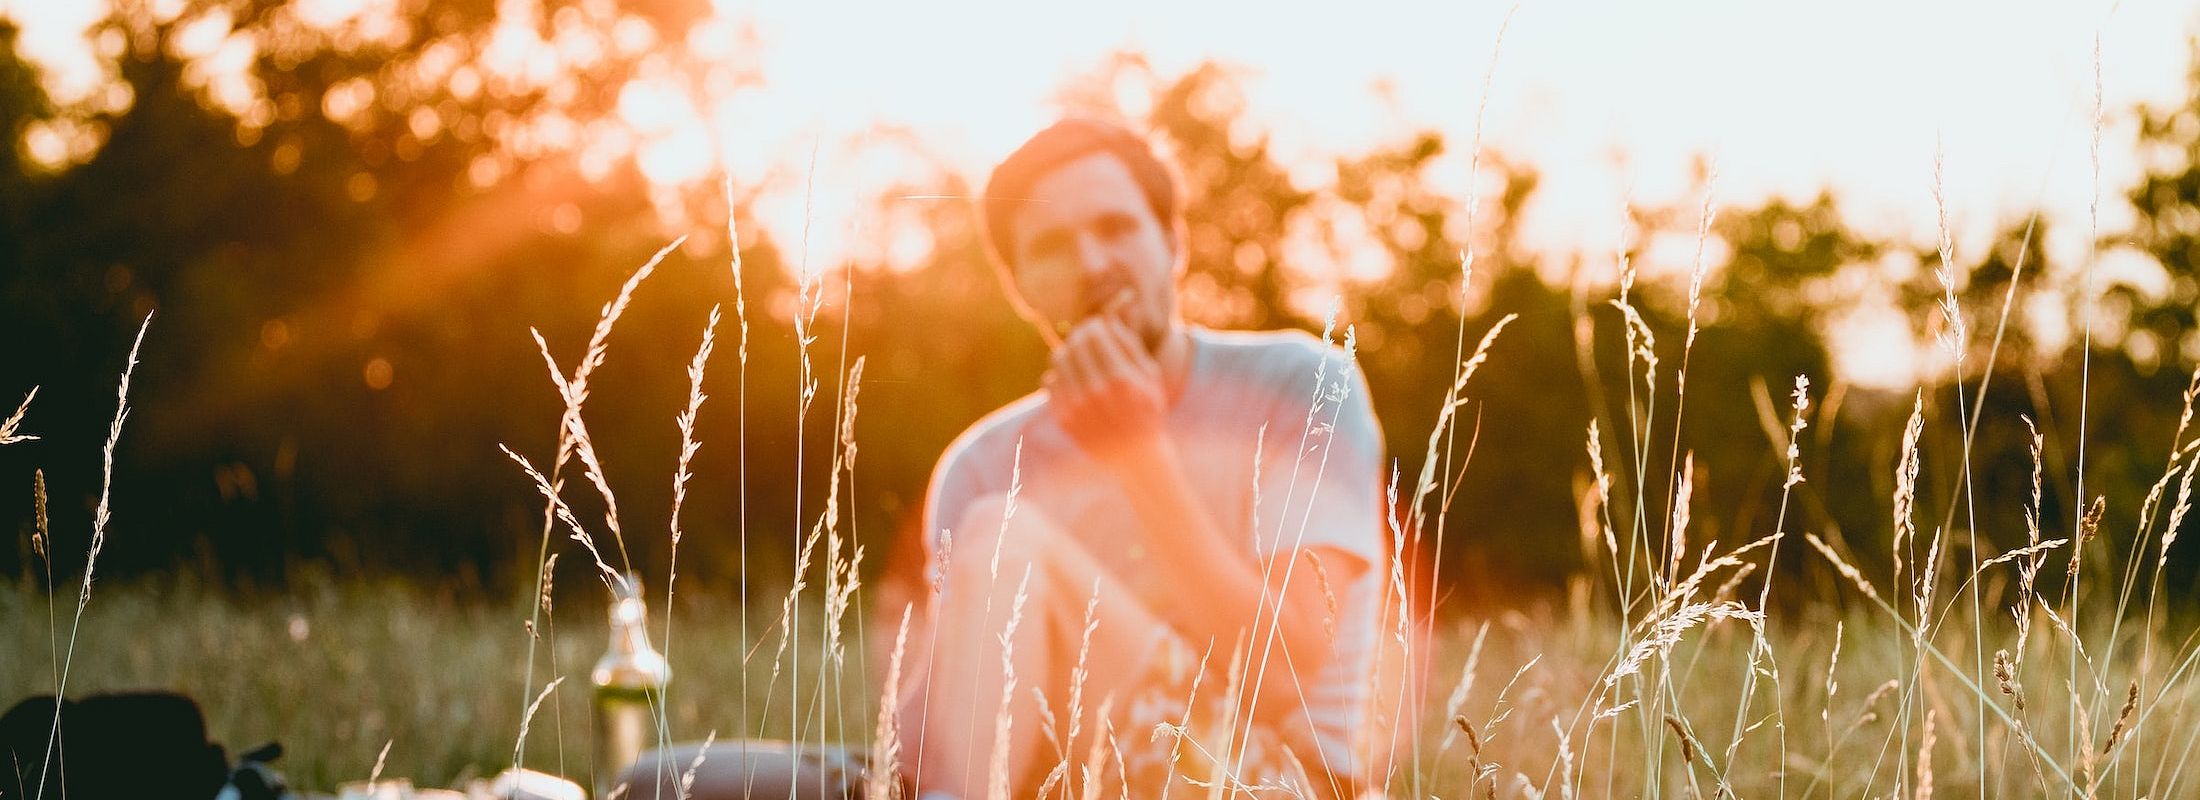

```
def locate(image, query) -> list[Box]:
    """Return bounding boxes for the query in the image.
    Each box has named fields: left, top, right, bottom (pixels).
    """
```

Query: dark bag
left=1, top=692, right=232, bottom=800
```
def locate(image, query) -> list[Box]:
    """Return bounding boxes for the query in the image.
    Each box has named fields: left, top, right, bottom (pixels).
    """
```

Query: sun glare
left=5, top=0, right=2199, bottom=379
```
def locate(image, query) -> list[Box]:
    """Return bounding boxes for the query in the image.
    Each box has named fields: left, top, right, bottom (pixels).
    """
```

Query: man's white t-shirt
left=923, top=326, right=1387, bottom=770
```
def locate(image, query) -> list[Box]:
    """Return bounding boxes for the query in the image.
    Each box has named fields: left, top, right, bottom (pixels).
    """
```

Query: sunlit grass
left=9, top=569, right=2200, bottom=797
left=0, top=572, right=867, bottom=792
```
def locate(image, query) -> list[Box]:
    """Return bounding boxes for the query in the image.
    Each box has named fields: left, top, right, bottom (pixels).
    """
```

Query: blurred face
left=1006, top=152, right=1180, bottom=351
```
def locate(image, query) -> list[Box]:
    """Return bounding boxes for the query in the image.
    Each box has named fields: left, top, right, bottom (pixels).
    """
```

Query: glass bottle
left=591, top=572, right=668, bottom=796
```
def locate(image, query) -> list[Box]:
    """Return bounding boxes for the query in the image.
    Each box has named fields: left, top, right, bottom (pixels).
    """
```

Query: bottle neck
left=596, top=586, right=668, bottom=689
left=606, top=572, right=650, bottom=652
left=608, top=608, right=652, bottom=652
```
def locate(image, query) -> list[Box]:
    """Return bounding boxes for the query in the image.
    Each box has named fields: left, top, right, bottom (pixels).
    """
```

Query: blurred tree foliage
left=5, top=2, right=2200, bottom=613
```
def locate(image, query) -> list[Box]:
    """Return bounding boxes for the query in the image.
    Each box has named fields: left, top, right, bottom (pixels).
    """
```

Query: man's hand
left=1042, top=292, right=1166, bottom=465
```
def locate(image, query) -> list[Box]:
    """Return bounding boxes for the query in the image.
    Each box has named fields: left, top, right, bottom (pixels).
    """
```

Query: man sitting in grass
left=895, top=118, right=1389, bottom=799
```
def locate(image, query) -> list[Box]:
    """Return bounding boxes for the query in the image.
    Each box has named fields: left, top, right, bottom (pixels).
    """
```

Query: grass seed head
left=1301, top=549, right=1339, bottom=643
left=369, top=739, right=392, bottom=787
left=538, top=553, right=560, bottom=618
left=1994, top=649, right=2025, bottom=711
left=1455, top=715, right=1482, bottom=756
left=0, top=386, right=37, bottom=445
left=2070, top=494, right=2109, bottom=578
left=1892, top=392, right=1925, bottom=583
left=30, top=469, right=48, bottom=562
left=2104, top=681, right=2139, bottom=755
left=1856, top=679, right=1901, bottom=727
left=677, top=730, right=717, bottom=800
left=2080, top=495, right=2108, bottom=543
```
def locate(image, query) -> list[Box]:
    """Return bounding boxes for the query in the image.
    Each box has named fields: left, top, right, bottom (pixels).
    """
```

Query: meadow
left=11, top=210, right=2200, bottom=799
left=0, top=571, right=870, bottom=791
left=9, top=541, right=2200, bottom=797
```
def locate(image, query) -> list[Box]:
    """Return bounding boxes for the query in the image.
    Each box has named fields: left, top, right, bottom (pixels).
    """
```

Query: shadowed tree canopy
left=5, top=11, right=2200, bottom=612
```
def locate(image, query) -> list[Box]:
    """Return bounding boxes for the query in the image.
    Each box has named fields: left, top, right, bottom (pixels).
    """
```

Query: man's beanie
left=981, top=118, right=1180, bottom=269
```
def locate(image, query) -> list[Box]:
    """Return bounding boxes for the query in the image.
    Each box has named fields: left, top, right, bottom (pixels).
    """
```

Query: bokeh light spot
left=362, top=356, right=394, bottom=390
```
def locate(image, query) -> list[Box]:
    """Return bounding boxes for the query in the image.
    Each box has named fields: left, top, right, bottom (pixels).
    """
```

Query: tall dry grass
left=0, top=571, right=866, bottom=789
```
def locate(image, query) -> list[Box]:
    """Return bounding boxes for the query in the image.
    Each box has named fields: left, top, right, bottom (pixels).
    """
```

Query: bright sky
left=8, top=0, right=2200, bottom=383
left=9, top=0, right=2193, bottom=262
left=712, top=0, right=2200, bottom=386
left=713, top=0, right=2195, bottom=266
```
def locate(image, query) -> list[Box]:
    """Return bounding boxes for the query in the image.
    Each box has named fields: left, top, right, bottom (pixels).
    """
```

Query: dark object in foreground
left=609, top=740, right=884, bottom=799
left=225, top=741, right=295, bottom=799
left=0, top=691, right=253, bottom=799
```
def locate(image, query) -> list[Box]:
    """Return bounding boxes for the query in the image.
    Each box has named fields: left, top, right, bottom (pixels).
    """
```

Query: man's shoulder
left=1194, top=326, right=1361, bottom=388
left=936, top=390, right=1052, bottom=475
left=1195, top=326, right=1383, bottom=450
left=1195, top=325, right=1333, bottom=355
